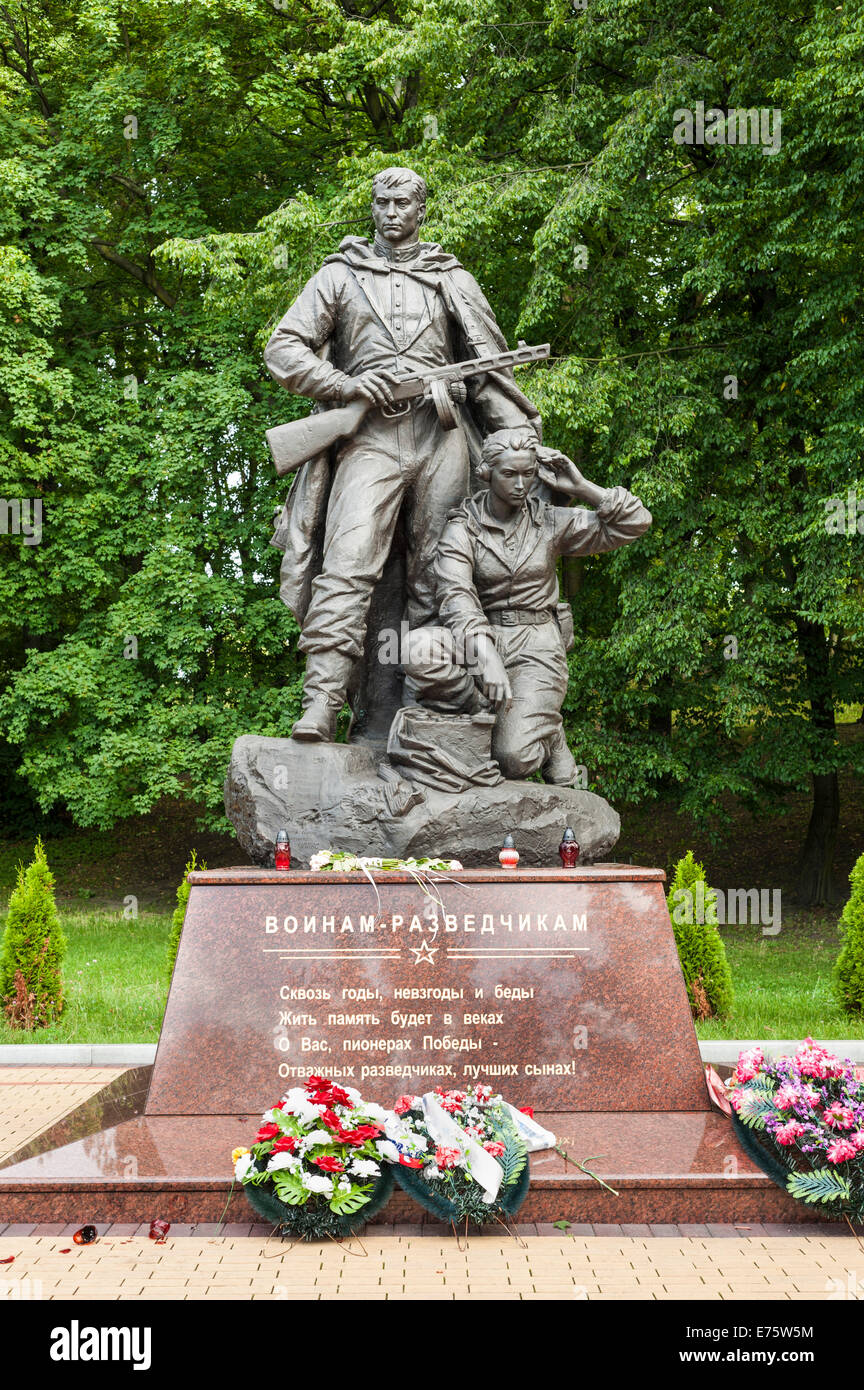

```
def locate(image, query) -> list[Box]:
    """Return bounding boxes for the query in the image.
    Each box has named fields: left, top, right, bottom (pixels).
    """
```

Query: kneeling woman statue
left=402, top=427, right=652, bottom=786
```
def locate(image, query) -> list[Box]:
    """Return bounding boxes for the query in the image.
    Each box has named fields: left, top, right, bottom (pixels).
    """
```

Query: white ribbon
left=503, top=1104, right=556, bottom=1153
left=421, top=1094, right=503, bottom=1203
left=388, top=1095, right=557, bottom=1205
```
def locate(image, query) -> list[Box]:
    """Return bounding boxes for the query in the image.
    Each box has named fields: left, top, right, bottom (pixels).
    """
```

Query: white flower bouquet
left=309, top=850, right=462, bottom=873
left=233, top=1074, right=394, bottom=1240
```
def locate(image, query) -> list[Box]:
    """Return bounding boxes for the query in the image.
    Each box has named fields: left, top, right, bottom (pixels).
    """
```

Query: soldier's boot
left=292, top=650, right=356, bottom=741
left=291, top=699, right=341, bottom=742
left=541, top=727, right=580, bottom=786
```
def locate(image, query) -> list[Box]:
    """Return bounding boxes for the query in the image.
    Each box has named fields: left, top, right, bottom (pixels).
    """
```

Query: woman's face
left=488, top=450, right=537, bottom=509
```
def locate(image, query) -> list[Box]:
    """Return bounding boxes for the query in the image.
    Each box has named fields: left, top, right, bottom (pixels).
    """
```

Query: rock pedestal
left=224, top=733, right=621, bottom=869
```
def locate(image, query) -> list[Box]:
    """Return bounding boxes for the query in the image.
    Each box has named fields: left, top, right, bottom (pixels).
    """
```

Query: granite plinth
left=144, top=866, right=709, bottom=1115
left=0, top=866, right=807, bottom=1227
left=225, top=735, right=620, bottom=867
left=0, top=1099, right=819, bottom=1225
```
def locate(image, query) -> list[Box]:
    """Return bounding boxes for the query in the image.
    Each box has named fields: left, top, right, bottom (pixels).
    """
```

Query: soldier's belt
left=487, top=608, right=555, bottom=627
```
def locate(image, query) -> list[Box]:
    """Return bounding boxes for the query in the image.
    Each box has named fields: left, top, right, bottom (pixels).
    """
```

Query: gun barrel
left=390, top=341, right=550, bottom=401
left=266, top=343, right=551, bottom=474
left=457, top=342, right=551, bottom=376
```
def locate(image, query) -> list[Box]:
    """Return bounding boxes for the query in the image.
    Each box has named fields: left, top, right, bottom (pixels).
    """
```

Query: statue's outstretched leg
left=292, top=444, right=404, bottom=740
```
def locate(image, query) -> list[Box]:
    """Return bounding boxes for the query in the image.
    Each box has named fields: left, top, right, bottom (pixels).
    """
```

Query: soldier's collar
left=372, top=233, right=422, bottom=263
left=329, top=236, right=464, bottom=277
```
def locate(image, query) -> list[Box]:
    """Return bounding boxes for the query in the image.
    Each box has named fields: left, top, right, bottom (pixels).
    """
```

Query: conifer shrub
left=666, top=850, right=733, bottom=1019
left=166, top=850, right=204, bottom=980
left=1, top=838, right=67, bottom=1029
left=834, top=851, right=864, bottom=1014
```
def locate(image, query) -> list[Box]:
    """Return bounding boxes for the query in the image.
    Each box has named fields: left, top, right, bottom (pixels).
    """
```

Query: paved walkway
left=0, top=1231, right=861, bottom=1300
left=0, top=1066, right=126, bottom=1160
left=0, top=1067, right=861, bottom=1301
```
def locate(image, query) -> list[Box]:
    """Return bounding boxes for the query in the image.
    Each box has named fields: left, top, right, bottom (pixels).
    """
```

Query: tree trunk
left=648, top=704, right=673, bottom=738
left=561, top=555, right=583, bottom=599
left=798, top=771, right=839, bottom=906
left=794, top=614, right=839, bottom=906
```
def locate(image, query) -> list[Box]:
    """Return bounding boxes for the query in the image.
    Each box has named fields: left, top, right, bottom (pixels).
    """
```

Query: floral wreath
left=232, top=1074, right=394, bottom=1240
left=728, top=1038, right=864, bottom=1224
left=380, top=1084, right=532, bottom=1228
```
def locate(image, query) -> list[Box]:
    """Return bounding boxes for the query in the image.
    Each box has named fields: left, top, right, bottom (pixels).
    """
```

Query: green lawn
left=0, top=906, right=861, bottom=1046
left=0, top=910, right=171, bottom=1045
left=695, top=918, right=864, bottom=1041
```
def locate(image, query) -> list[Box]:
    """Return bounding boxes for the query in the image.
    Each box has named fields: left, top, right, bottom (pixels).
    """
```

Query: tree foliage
left=0, top=0, right=862, bottom=903
left=667, top=849, right=733, bottom=1019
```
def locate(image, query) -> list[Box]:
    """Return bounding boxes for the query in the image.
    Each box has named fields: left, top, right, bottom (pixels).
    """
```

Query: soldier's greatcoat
left=265, top=236, right=541, bottom=636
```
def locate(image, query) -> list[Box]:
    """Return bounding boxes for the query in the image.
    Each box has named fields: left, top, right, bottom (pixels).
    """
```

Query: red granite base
left=0, top=868, right=821, bottom=1229
left=0, top=1108, right=819, bottom=1226
left=151, top=865, right=711, bottom=1115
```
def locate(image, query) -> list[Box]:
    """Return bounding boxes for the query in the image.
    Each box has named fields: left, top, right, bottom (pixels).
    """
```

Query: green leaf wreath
left=728, top=1040, right=864, bottom=1224
left=233, top=1074, right=394, bottom=1241
left=241, top=1168, right=394, bottom=1241
left=385, top=1084, right=530, bottom=1227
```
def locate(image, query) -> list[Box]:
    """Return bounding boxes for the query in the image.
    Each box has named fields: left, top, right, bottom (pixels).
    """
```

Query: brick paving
left=0, top=1232, right=861, bottom=1300
left=0, top=1066, right=861, bottom=1301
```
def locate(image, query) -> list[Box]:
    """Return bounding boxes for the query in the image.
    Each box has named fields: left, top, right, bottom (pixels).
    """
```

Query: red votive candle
left=558, top=827, right=580, bottom=868
left=274, top=830, right=291, bottom=871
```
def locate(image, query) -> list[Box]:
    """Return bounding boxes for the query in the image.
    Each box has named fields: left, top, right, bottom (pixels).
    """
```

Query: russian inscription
left=260, top=905, right=593, bottom=1098
left=145, top=868, right=711, bottom=1116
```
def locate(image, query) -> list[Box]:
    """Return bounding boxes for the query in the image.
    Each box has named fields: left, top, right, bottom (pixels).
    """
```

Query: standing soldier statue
left=224, top=168, right=651, bottom=861
left=264, top=166, right=547, bottom=742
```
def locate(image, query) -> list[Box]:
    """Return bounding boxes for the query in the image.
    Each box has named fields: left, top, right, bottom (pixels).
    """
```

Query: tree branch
left=91, top=240, right=177, bottom=308
left=0, top=2, right=52, bottom=117
left=107, top=172, right=151, bottom=201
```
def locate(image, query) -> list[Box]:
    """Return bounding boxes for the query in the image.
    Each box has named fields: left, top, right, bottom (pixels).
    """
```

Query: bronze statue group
left=265, top=167, right=651, bottom=789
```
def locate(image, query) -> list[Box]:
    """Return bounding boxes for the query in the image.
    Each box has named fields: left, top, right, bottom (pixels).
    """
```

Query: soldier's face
left=372, top=184, right=424, bottom=244
left=489, top=451, right=537, bottom=509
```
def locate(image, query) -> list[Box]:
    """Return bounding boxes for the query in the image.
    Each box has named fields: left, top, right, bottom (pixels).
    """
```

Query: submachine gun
left=265, top=341, right=550, bottom=476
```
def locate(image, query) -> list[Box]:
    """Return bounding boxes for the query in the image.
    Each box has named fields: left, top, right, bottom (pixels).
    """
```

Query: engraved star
left=410, top=940, right=438, bottom=966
